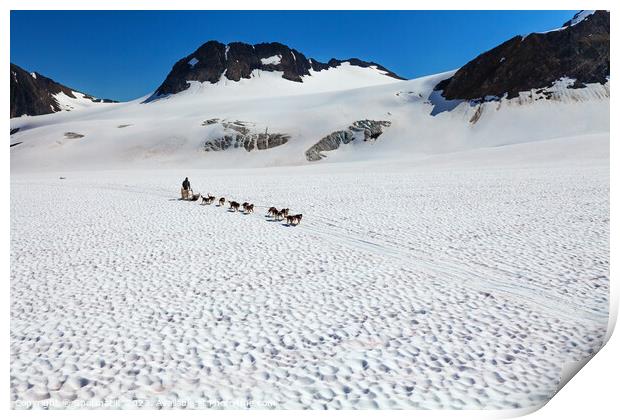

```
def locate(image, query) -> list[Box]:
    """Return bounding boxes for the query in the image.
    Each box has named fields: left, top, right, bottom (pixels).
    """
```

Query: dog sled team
left=180, top=177, right=302, bottom=226
left=267, top=206, right=303, bottom=226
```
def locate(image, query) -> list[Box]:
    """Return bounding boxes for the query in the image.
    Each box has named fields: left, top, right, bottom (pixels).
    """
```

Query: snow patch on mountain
left=566, top=10, right=596, bottom=26
left=52, top=91, right=115, bottom=112
left=261, top=55, right=282, bottom=65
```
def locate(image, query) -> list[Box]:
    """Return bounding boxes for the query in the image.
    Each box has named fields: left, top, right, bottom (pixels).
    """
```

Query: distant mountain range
left=9, top=10, right=610, bottom=119
left=9, top=10, right=610, bottom=171
left=10, top=42, right=404, bottom=118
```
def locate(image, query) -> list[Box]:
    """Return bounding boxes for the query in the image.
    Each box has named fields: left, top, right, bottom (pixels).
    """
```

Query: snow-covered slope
left=50, top=90, right=112, bottom=112
left=10, top=12, right=610, bottom=173
left=149, top=40, right=405, bottom=98
left=159, top=62, right=402, bottom=100
left=9, top=67, right=609, bottom=172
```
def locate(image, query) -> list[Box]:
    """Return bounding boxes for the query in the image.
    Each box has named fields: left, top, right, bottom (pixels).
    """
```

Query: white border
left=3, top=1, right=616, bottom=419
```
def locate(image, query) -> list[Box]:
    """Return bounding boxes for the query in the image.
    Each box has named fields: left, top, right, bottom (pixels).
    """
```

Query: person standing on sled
left=181, top=177, right=191, bottom=200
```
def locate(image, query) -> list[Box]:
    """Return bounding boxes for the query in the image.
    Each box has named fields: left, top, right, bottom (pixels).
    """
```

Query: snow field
left=9, top=52, right=610, bottom=410
left=10, top=71, right=609, bottom=172
left=10, top=145, right=609, bottom=409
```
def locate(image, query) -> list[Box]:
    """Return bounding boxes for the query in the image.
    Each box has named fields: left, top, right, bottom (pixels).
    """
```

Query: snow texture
left=10, top=137, right=609, bottom=409
left=9, top=66, right=610, bottom=410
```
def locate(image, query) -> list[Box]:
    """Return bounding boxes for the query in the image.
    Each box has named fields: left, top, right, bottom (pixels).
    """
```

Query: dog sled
left=181, top=188, right=201, bottom=201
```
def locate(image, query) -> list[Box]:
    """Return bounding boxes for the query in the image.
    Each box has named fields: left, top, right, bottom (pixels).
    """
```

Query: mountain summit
left=10, top=63, right=116, bottom=118
left=152, top=41, right=405, bottom=98
left=436, top=10, right=610, bottom=100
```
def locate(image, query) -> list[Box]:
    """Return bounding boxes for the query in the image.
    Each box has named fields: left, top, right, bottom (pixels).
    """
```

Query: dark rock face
left=436, top=10, right=610, bottom=100
left=306, top=130, right=353, bottom=161
left=151, top=41, right=404, bottom=98
left=305, top=120, right=392, bottom=161
left=323, top=58, right=403, bottom=80
left=10, top=63, right=117, bottom=118
left=203, top=119, right=290, bottom=152
left=64, top=132, right=85, bottom=139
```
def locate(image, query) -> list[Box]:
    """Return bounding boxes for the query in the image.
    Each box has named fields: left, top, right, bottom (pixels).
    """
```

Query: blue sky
left=11, top=10, right=578, bottom=101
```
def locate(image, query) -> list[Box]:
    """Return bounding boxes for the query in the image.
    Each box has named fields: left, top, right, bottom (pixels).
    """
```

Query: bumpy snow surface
left=10, top=133, right=609, bottom=409
left=10, top=62, right=610, bottom=409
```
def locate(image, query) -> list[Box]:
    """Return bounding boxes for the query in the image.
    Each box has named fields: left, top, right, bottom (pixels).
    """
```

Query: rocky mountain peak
left=435, top=10, right=610, bottom=101
left=152, top=40, right=405, bottom=98
left=10, top=63, right=116, bottom=118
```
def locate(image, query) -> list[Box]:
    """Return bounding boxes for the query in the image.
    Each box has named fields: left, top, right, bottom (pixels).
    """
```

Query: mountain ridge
left=10, top=63, right=117, bottom=118
left=435, top=10, right=610, bottom=100
left=151, top=40, right=405, bottom=99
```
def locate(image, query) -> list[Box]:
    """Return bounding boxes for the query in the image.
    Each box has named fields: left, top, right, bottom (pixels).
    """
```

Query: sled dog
left=286, top=214, right=303, bottom=225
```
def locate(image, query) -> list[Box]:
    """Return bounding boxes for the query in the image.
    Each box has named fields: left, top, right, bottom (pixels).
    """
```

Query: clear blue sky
left=11, top=10, right=578, bottom=101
